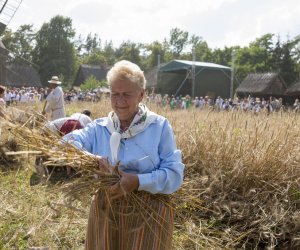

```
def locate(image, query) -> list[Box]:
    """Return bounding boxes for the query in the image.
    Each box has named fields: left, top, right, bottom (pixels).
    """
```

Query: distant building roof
left=235, top=73, right=287, bottom=97
left=0, top=39, right=8, bottom=64
left=73, top=64, right=110, bottom=87
left=0, top=40, right=6, bottom=50
left=285, top=81, right=300, bottom=96
left=6, top=64, right=42, bottom=88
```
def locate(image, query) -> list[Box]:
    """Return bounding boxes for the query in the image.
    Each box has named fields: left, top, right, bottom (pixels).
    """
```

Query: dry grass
left=171, top=109, right=300, bottom=249
left=1, top=101, right=300, bottom=249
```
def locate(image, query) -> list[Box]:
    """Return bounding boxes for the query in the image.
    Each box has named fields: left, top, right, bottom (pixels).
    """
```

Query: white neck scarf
left=106, top=104, right=157, bottom=164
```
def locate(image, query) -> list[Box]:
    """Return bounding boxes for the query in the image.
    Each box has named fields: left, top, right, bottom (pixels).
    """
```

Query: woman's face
left=110, top=79, right=144, bottom=122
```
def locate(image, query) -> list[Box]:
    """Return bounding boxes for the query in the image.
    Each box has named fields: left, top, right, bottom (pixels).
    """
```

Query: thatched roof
left=0, top=39, right=8, bottom=63
left=73, top=64, right=110, bottom=87
left=0, top=40, right=6, bottom=50
left=285, top=81, right=300, bottom=96
left=6, top=64, right=42, bottom=87
left=235, top=73, right=287, bottom=97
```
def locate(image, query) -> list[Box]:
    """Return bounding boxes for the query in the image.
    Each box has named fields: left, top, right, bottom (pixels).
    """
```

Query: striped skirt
left=85, top=191, right=174, bottom=250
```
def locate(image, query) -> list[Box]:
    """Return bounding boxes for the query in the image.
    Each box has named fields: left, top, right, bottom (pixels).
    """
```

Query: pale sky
left=8, top=0, right=300, bottom=49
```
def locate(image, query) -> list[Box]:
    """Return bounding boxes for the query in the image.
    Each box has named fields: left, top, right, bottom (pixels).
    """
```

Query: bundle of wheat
left=0, top=120, right=23, bottom=170
left=5, top=106, right=46, bottom=129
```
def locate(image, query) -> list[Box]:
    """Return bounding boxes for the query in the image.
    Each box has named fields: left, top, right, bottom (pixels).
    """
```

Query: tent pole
left=230, top=50, right=235, bottom=99
left=174, top=69, right=190, bottom=97
left=192, top=48, right=196, bottom=99
left=156, top=54, right=161, bottom=92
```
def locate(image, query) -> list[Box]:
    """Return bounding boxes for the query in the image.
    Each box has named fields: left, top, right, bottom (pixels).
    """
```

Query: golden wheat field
left=1, top=100, right=300, bottom=250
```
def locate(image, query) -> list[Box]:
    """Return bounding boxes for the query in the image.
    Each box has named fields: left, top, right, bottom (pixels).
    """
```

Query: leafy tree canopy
left=80, top=75, right=107, bottom=91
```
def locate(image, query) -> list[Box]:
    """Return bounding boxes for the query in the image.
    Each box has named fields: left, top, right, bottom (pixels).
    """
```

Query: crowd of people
left=2, top=86, right=103, bottom=106
left=1, top=83, right=300, bottom=119
left=146, top=94, right=300, bottom=114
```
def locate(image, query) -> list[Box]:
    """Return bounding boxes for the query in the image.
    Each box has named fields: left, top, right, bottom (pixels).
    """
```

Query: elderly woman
left=64, top=60, right=184, bottom=250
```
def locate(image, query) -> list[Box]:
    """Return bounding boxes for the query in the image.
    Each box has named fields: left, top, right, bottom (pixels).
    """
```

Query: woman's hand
left=97, top=156, right=111, bottom=173
left=108, top=170, right=139, bottom=200
left=94, top=156, right=112, bottom=179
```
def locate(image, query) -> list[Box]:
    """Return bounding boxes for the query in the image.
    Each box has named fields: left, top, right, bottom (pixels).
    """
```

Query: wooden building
left=0, top=40, right=8, bottom=84
left=235, top=73, right=287, bottom=99
left=6, top=64, right=42, bottom=88
left=285, top=81, right=300, bottom=104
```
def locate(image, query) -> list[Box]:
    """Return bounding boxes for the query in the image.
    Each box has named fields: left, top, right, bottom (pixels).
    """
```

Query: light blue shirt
left=63, top=114, right=184, bottom=194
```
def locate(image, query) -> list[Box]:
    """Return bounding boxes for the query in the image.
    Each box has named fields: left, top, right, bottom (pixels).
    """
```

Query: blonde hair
left=107, top=60, right=146, bottom=89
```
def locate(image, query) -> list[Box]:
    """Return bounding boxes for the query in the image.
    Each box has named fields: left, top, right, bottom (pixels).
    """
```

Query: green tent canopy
left=156, top=60, right=231, bottom=98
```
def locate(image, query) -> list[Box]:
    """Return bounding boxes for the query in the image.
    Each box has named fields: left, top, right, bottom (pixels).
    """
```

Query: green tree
left=194, top=40, right=213, bottom=62
left=102, top=40, right=116, bottom=66
left=80, top=75, right=106, bottom=91
left=84, top=33, right=101, bottom=55
left=270, top=36, right=282, bottom=71
left=74, top=34, right=85, bottom=56
left=248, top=34, right=274, bottom=72
left=33, top=15, right=77, bottom=87
left=189, top=34, right=202, bottom=48
left=269, top=36, right=300, bottom=85
left=144, top=41, right=170, bottom=70
left=234, top=34, right=275, bottom=82
left=1, top=25, right=35, bottom=64
left=292, top=35, right=300, bottom=79
left=115, top=41, right=142, bottom=65
left=82, top=49, right=107, bottom=65
left=211, top=46, right=235, bottom=66
left=169, top=28, right=189, bottom=58
left=280, top=40, right=298, bottom=85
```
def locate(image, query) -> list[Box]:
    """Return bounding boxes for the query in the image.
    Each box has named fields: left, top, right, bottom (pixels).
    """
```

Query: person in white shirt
left=10, top=90, right=16, bottom=104
left=5, top=89, right=11, bottom=106
left=19, top=90, right=29, bottom=103
left=45, top=110, right=92, bottom=136
left=39, top=110, right=92, bottom=177
left=42, top=76, right=65, bottom=120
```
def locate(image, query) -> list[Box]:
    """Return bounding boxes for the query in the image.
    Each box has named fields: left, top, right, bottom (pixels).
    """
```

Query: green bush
left=80, top=76, right=107, bottom=91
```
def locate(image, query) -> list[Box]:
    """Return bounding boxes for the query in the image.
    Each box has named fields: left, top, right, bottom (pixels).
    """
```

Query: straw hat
left=48, top=76, right=61, bottom=84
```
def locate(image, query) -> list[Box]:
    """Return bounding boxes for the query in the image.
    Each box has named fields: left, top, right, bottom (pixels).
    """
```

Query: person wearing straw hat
left=63, top=60, right=184, bottom=250
left=42, top=76, right=65, bottom=120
